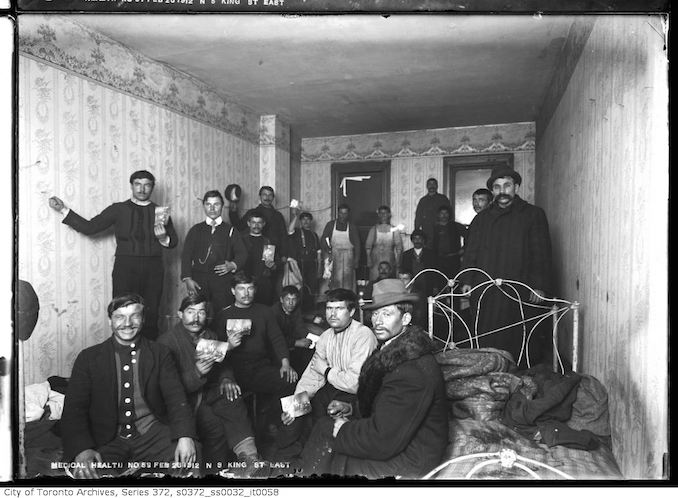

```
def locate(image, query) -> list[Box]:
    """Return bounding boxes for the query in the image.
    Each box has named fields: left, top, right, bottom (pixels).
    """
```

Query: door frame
left=443, top=153, right=514, bottom=218
left=330, top=161, right=391, bottom=215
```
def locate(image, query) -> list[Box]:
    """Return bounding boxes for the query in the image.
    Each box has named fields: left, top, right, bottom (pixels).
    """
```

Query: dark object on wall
left=224, top=184, right=242, bottom=203
left=16, top=280, right=39, bottom=341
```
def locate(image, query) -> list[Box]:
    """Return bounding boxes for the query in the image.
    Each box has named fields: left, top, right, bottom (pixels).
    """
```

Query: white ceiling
left=72, top=14, right=574, bottom=138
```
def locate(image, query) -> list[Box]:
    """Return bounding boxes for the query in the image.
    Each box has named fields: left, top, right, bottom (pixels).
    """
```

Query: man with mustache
left=158, top=294, right=263, bottom=475
left=61, top=294, right=196, bottom=479
left=460, top=166, right=552, bottom=366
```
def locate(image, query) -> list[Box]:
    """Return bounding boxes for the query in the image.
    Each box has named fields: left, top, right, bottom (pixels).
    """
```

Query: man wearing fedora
left=301, top=279, right=447, bottom=478
left=460, top=165, right=552, bottom=365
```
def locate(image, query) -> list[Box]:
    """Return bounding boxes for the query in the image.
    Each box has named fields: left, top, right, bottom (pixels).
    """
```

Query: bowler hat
left=224, top=184, right=242, bottom=202
left=486, top=166, right=522, bottom=190
left=362, top=279, right=420, bottom=310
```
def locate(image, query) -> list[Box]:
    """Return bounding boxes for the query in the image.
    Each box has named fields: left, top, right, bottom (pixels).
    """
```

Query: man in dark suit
left=48, top=170, right=177, bottom=340
left=400, top=229, right=438, bottom=297
left=61, top=294, right=197, bottom=479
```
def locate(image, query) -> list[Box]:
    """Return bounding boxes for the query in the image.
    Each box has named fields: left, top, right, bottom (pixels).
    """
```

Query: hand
left=280, top=362, right=298, bottom=383
left=529, top=289, right=546, bottom=304
left=264, top=259, right=275, bottom=269
left=153, top=224, right=167, bottom=240
left=290, top=206, right=300, bottom=217
left=214, top=261, right=237, bottom=276
left=219, top=378, right=242, bottom=401
left=281, top=411, right=295, bottom=426
left=226, top=330, right=243, bottom=350
left=48, top=196, right=65, bottom=212
left=460, top=284, right=472, bottom=296
left=184, top=278, right=201, bottom=296
left=327, top=400, right=352, bottom=419
left=195, top=356, right=216, bottom=376
left=73, top=449, right=102, bottom=479
left=294, top=338, right=312, bottom=349
left=174, top=437, right=196, bottom=466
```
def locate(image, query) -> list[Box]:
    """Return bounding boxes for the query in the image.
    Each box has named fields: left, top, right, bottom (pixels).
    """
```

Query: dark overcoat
left=460, top=196, right=552, bottom=363
left=61, top=336, right=196, bottom=461
left=304, top=325, right=448, bottom=478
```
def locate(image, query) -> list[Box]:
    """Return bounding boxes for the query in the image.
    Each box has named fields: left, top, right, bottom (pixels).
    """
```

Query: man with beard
left=48, top=171, right=177, bottom=340
left=301, top=279, right=447, bottom=478
left=61, top=294, right=196, bottom=479
left=181, top=190, right=248, bottom=313
left=461, top=166, right=552, bottom=366
left=414, top=177, right=451, bottom=248
left=158, top=294, right=263, bottom=474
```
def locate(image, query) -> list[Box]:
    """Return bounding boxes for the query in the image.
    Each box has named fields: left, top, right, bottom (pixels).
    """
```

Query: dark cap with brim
left=486, top=166, right=522, bottom=190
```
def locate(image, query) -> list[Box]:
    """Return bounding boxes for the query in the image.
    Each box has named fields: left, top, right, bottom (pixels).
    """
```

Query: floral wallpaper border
left=19, top=15, right=262, bottom=146
left=301, top=122, right=535, bottom=162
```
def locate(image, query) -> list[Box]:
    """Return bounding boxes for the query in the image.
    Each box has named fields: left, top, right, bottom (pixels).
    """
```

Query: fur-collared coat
left=303, top=325, right=448, bottom=479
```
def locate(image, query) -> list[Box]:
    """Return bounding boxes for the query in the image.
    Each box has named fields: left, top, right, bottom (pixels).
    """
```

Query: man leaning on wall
left=49, top=170, right=177, bottom=340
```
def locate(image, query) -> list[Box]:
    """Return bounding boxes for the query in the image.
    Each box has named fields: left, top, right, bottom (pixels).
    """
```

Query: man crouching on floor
left=61, top=294, right=197, bottom=479
left=301, top=279, right=448, bottom=479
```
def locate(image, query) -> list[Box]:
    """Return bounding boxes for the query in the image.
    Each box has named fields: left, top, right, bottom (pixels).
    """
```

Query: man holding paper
left=158, top=294, right=264, bottom=475
left=240, top=210, right=280, bottom=305
left=48, top=170, right=176, bottom=340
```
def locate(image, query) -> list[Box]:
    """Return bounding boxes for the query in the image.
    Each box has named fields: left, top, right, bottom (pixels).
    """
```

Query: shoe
left=237, top=454, right=270, bottom=479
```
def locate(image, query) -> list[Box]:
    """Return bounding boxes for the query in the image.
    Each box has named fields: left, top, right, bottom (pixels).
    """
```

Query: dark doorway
left=444, top=154, right=514, bottom=226
left=331, top=161, right=390, bottom=278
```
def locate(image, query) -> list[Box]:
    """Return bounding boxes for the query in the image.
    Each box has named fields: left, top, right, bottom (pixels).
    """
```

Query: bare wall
left=536, top=15, right=668, bottom=479
left=18, top=16, right=263, bottom=384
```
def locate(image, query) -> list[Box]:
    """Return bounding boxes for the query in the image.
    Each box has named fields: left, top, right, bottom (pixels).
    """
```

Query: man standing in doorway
left=414, top=177, right=451, bottom=248
left=320, top=204, right=361, bottom=292
left=181, top=190, right=248, bottom=314
left=461, top=166, right=552, bottom=366
left=49, top=170, right=177, bottom=340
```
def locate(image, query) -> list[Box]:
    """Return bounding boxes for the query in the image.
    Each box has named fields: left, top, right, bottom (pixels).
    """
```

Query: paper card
left=305, top=333, right=320, bottom=349
left=280, top=391, right=312, bottom=418
left=262, top=244, right=276, bottom=263
left=225, top=318, right=252, bottom=337
left=154, top=206, right=170, bottom=226
left=196, top=338, right=229, bottom=363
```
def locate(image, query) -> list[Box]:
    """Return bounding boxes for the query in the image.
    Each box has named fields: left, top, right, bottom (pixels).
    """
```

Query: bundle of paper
left=262, top=244, right=276, bottom=263
left=280, top=391, right=311, bottom=418
left=225, top=318, right=252, bottom=337
left=196, top=338, right=229, bottom=362
left=154, top=206, right=170, bottom=226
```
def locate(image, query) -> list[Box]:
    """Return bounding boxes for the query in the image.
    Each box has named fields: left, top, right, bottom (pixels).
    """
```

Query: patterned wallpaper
left=18, top=15, right=260, bottom=144
left=300, top=123, right=536, bottom=250
left=18, top=55, right=260, bottom=384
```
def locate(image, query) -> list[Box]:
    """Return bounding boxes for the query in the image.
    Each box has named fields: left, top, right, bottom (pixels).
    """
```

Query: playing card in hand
left=262, top=244, right=275, bottom=263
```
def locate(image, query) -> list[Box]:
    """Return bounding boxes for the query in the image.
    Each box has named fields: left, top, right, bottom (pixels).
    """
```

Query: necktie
left=210, top=219, right=216, bottom=234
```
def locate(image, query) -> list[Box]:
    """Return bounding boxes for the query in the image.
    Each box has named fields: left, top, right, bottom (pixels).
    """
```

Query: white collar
left=206, top=216, right=223, bottom=227
left=130, top=197, right=151, bottom=206
left=414, top=247, right=423, bottom=255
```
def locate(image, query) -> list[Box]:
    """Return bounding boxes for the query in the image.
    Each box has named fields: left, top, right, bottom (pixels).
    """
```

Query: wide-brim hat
left=486, top=166, right=522, bottom=190
left=362, top=279, right=420, bottom=310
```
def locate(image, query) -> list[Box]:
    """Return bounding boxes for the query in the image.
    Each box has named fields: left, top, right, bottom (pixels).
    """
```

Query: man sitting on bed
left=301, top=279, right=448, bottom=478
left=61, top=294, right=197, bottom=479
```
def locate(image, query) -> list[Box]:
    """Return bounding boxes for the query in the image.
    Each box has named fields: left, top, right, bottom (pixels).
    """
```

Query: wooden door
left=331, top=161, right=390, bottom=278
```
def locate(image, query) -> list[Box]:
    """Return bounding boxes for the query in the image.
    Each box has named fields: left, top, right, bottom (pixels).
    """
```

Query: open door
left=331, top=161, right=390, bottom=278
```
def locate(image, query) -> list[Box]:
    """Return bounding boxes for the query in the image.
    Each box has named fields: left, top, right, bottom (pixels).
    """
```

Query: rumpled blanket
left=25, top=381, right=66, bottom=422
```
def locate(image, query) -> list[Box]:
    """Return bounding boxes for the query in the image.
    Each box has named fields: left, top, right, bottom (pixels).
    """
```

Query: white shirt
left=295, top=319, right=378, bottom=398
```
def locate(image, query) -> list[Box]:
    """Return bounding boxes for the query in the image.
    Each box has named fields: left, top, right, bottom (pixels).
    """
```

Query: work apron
left=330, top=222, right=355, bottom=291
left=369, top=227, right=396, bottom=281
